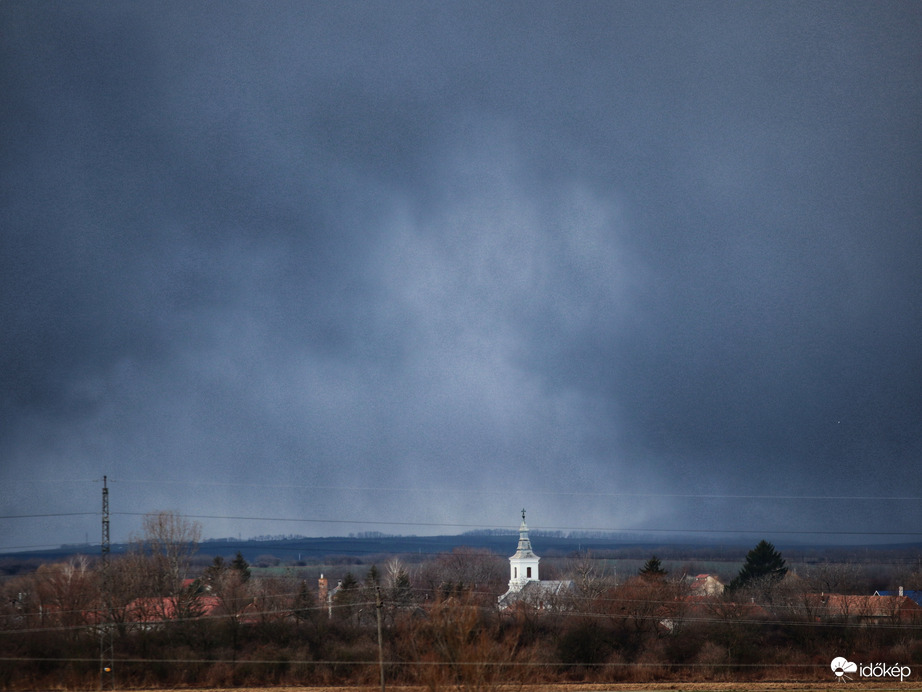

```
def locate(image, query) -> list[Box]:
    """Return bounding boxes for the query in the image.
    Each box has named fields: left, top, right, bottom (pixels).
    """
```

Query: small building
left=810, top=593, right=922, bottom=624
left=687, top=573, right=725, bottom=596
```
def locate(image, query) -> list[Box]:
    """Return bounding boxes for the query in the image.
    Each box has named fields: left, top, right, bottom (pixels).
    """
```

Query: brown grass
left=153, top=684, right=922, bottom=692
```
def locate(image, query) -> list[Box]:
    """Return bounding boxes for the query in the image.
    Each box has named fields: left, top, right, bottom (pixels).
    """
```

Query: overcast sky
left=2, top=2, right=921, bottom=551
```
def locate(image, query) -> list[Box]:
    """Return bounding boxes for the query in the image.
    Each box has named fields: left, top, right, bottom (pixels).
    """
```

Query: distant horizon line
left=8, top=529, right=921, bottom=557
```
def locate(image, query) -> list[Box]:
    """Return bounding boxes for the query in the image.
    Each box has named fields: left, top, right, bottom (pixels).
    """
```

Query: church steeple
left=508, top=509, right=540, bottom=590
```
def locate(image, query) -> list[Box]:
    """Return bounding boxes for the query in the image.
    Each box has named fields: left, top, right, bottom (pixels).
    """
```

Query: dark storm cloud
left=2, top=2, right=921, bottom=549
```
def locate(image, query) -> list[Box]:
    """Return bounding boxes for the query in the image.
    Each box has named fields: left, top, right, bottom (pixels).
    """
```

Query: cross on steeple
left=521, top=508, right=526, bottom=522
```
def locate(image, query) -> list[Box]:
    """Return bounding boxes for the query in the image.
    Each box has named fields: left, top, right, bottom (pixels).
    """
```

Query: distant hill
left=2, top=532, right=730, bottom=567
left=4, top=532, right=921, bottom=572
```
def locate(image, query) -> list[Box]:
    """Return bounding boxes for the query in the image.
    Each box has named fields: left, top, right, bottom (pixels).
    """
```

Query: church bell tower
left=508, top=509, right=540, bottom=591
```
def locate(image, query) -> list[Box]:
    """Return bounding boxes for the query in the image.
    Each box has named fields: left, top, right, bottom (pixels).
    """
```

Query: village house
left=810, top=592, right=922, bottom=624
left=686, top=573, right=725, bottom=596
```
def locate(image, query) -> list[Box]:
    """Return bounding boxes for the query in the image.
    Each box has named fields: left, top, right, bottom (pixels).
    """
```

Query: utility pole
left=375, top=583, right=385, bottom=692
left=99, top=476, right=114, bottom=690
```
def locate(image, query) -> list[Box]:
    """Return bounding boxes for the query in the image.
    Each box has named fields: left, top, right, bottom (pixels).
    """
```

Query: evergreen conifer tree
left=203, top=555, right=226, bottom=589
left=293, top=579, right=316, bottom=621
left=365, top=564, right=380, bottom=587
left=639, top=555, right=668, bottom=580
left=339, top=572, right=359, bottom=590
left=729, top=539, right=787, bottom=591
left=334, top=572, right=360, bottom=620
left=230, top=551, right=251, bottom=582
left=392, top=568, right=413, bottom=605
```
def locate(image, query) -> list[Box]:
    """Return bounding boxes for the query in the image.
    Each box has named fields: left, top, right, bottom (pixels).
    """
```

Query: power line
left=0, top=512, right=98, bottom=520
left=104, top=478, right=922, bottom=501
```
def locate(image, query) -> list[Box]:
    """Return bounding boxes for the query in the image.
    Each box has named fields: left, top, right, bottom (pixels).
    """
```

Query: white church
left=497, top=510, right=573, bottom=609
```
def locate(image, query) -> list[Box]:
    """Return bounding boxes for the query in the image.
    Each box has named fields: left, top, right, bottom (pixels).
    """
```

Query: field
left=134, top=684, right=922, bottom=691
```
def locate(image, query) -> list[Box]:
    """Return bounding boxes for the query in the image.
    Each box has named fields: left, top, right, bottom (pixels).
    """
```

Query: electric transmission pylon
left=99, top=476, right=114, bottom=690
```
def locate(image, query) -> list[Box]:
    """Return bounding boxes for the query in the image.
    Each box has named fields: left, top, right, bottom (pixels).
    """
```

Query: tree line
left=2, top=513, right=921, bottom=689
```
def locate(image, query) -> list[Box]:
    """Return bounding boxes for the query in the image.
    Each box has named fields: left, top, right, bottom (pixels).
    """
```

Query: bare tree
left=566, top=552, right=615, bottom=611
left=890, top=565, right=922, bottom=592
left=213, top=566, right=251, bottom=658
left=137, top=510, right=202, bottom=596
left=252, top=574, right=298, bottom=625
left=599, top=576, right=686, bottom=643
left=104, top=551, right=155, bottom=633
left=33, top=557, right=97, bottom=643
left=802, top=561, right=864, bottom=595
left=384, top=557, right=413, bottom=604
left=126, top=510, right=204, bottom=627
left=396, top=593, right=523, bottom=692
left=417, top=548, right=505, bottom=603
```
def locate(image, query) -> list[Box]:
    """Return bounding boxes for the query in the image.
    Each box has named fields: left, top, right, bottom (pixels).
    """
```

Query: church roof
left=498, top=579, right=574, bottom=608
left=511, top=512, right=538, bottom=560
